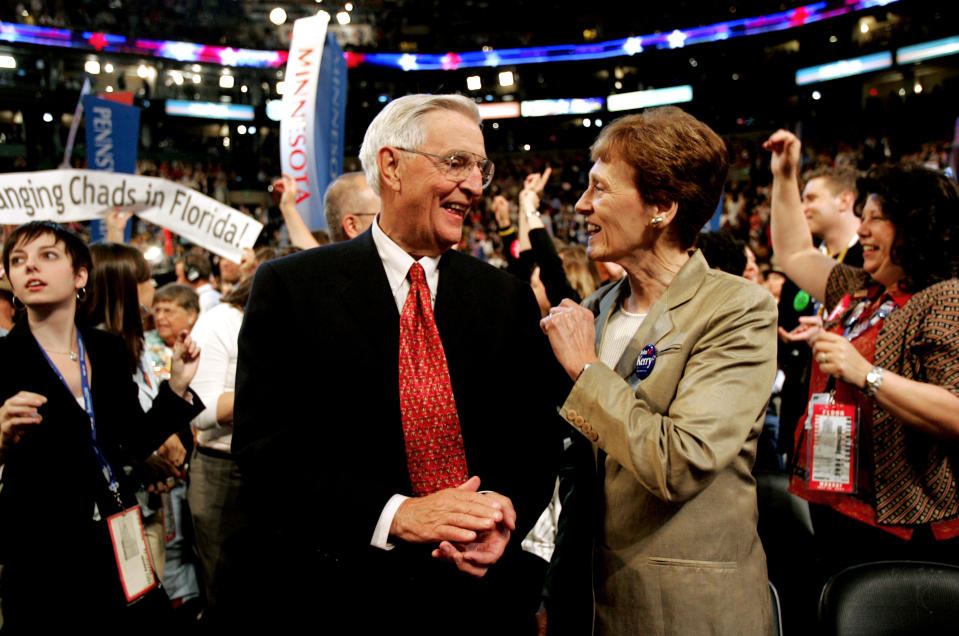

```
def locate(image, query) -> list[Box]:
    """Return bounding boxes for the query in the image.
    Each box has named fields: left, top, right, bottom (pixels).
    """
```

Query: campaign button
left=634, top=345, right=657, bottom=380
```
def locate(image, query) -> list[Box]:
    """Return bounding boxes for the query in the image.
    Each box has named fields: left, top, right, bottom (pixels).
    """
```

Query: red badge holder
left=806, top=401, right=859, bottom=494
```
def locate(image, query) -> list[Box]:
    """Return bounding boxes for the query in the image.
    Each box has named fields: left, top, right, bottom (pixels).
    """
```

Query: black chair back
left=819, top=560, right=959, bottom=635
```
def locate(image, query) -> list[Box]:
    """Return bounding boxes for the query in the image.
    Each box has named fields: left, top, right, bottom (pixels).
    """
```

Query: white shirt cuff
left=371, top=493, right=408, bottom=550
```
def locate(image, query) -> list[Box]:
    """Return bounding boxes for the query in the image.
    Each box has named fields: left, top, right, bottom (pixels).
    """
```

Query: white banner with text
left=0, top=169, right=262, bottom=261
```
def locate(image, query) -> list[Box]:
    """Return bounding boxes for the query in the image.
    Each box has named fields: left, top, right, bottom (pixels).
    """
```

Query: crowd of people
left=1, top=93, right=958, bottom=635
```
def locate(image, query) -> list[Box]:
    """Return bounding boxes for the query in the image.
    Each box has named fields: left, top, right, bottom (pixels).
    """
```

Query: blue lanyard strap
left=37, top=331, right=123, bottom=506
left=842, top=296, right=897, bottom=341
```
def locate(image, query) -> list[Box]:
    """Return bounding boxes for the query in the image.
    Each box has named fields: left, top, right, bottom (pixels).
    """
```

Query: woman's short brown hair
left=590, top=106, right=728, bottom=250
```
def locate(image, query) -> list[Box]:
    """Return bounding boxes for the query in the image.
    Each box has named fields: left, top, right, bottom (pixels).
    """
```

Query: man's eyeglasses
left=397, top=148, right=495, bottom=189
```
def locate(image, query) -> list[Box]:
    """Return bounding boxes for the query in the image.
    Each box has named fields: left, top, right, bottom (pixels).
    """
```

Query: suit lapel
left=613, top=303, right=672, bottom=378
left=433, top=250, right=480, bottom=377
left=337, top=231, right=401, bottom=368
left=593, top=278, right=625, bottom=348
left=611, top=250, right=708, bottom=379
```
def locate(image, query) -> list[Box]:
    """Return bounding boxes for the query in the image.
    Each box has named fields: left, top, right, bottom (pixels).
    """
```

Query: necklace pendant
left=70, top=351, right=78, bottom=361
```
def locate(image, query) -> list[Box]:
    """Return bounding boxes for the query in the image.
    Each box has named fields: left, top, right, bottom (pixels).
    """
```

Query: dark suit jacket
left=0, top=320, right=202, bottom=629
left=232, top=230, right=562, bottom=631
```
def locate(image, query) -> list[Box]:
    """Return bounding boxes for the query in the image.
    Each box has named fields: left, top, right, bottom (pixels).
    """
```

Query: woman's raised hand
left=763, top=130, right=802, bottom=181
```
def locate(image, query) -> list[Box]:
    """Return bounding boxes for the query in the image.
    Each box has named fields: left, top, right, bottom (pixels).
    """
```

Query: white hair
left=358, top=94, right=482, bottom=195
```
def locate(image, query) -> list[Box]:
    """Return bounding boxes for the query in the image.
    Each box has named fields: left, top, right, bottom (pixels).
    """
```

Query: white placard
left=0, top=169, right=262, bottom=261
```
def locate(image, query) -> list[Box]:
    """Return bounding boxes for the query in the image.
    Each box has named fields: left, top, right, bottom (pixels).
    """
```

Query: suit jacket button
left=574, top=416, right=585, bottom=427
left=567, top=409, right=578, bottom=419
left=589, top=431, right=599, bottom=442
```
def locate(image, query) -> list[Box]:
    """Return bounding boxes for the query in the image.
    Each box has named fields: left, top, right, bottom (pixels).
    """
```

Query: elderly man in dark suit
left=232, top=94, right=560, bottom=634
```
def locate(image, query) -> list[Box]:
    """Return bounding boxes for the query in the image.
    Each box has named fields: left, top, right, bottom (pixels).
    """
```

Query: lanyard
left=37, top=330, right=123, bottom=507
left=841, top=296, right=897, bottom=342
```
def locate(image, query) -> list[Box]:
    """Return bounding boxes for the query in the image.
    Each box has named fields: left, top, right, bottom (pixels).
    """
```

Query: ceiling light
left=220, top=74, right=235, bottom=89
left=269, top=8, right=287, bottom=25
left=336, top=11, right=350, bottom=24
left=466, top=75, right=481, bottom=91
left=84, top=60, right=101, bottom=75
left=104, top=62, right=114, bottom=73
left=498, top=71, right=514, bottom=87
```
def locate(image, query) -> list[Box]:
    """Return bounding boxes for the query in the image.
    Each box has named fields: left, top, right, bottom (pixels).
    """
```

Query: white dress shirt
left=369, top=218, right=441, bottom=550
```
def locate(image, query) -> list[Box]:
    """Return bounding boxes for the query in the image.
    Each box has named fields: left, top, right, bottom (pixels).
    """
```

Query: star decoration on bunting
left=667, top=29, right=687, bottom=49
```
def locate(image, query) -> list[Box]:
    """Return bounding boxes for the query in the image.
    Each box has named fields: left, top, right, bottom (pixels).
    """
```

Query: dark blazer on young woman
left=0, top=320, right=202, bottom=631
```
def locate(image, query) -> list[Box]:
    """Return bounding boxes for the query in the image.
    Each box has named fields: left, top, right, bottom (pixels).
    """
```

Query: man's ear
left=343, top=215, right=360, bottom=239
left=838, top=190, right=856, bottom=214
left=378, top=147, right=403, bottom=193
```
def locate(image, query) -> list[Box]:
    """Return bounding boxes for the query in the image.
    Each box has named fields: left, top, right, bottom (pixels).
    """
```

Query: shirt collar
left=371, top=216, right=441, bottom=298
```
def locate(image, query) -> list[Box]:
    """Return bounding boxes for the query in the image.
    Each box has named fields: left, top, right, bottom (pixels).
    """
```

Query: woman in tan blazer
left=541, top=107, right=776, bottom=635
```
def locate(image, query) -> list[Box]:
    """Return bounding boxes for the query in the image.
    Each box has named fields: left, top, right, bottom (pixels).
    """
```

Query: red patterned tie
left=399, top=262, right=469, bottom=496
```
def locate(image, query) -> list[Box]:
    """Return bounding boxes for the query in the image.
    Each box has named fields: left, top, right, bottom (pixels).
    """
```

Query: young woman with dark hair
left=0, top=222, right=203, bottom=630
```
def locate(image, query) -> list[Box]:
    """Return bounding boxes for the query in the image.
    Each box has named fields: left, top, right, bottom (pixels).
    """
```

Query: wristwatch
left=863, top=366, right=885, bottom=398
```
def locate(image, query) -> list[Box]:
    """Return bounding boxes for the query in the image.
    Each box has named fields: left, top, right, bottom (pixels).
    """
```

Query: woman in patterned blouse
left=765, top=129, right=959, bottom=584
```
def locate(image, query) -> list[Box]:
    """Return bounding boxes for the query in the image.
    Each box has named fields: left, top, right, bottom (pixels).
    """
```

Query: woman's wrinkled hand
left=540, top=299, right=599, bottom=380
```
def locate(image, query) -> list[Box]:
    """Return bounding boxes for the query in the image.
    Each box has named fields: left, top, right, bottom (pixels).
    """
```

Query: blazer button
left=574, top=416, right=585, bottom=427
left=588, top=431, right=599, bottom=442
left=567, top=409, right=579, bottom=419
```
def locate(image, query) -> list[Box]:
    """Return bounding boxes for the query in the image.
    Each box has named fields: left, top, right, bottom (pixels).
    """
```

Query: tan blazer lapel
left=593, top=277, right=627, bottom=349
left=612, top=250, right=709, bottom=385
